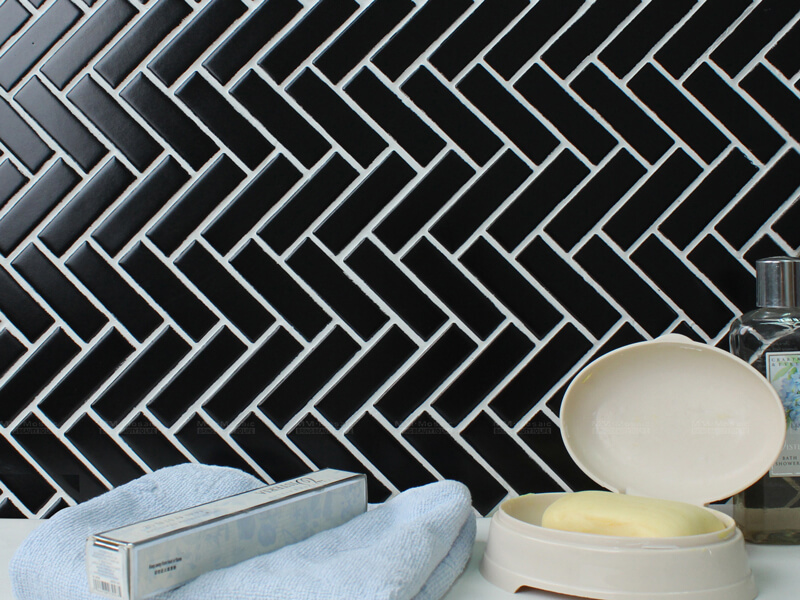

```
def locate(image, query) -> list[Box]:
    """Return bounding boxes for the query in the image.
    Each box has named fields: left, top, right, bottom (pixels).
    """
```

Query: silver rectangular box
left=86, top=469, right=367, bottom=600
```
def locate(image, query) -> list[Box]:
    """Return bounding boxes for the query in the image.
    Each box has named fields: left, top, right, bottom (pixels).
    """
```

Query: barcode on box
left=93, top=577, right=123, bottom=598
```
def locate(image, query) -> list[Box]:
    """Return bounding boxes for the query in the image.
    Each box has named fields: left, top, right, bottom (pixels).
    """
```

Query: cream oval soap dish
left=480, top=334, right=786, bottom=600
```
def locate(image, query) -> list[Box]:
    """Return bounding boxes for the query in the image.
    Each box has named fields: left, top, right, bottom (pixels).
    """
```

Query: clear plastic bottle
left=730, top=256, right=800, bottom=544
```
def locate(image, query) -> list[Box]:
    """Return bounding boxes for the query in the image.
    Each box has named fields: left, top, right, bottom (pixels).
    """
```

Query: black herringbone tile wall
left=0, top=0, right=798, bottom=517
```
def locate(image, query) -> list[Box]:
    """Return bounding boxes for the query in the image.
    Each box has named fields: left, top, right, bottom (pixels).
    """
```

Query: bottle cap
left=756, top=256, right=800, bottom=308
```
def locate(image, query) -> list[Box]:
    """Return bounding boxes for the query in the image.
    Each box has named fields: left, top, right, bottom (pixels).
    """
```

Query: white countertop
left=3, top=518, right=800, bottom=599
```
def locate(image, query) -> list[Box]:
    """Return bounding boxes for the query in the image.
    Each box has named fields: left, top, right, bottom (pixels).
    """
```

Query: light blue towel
left=9, top=464, right=476, bottom=600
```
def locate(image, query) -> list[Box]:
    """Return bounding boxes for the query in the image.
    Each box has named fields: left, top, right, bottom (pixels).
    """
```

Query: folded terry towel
left=10, top=464, right=476, bottom=600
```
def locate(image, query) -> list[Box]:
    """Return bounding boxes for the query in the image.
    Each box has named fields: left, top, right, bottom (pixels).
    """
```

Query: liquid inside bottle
left=731, top=302, right=800, bottom=543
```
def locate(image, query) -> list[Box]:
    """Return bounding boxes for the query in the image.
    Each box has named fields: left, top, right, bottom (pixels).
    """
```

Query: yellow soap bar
left=541, top=491, right=725, bottom=537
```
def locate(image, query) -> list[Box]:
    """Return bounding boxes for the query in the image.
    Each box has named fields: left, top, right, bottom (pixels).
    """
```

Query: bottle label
left=768, top=351, right=800, bottom=477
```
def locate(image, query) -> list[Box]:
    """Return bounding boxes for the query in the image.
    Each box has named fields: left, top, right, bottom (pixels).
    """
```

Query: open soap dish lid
left=560, top=334, right=787, bottom=506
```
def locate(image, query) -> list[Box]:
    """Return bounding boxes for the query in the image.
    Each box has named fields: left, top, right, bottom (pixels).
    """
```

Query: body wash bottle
left=730, top=256, right=800, bottom=544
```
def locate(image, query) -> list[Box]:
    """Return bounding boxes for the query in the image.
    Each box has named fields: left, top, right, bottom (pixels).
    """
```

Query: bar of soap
left=541, top=491, right=725, bottom=537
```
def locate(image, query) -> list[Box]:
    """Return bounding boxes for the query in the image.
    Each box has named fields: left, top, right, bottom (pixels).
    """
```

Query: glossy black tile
left=572, top=65, right=673, bottom=165
left=518, top=411, right=600, bottom=491
left=372, top=0, right=472, bottom=81
left=14, top=76, right=108, bottom=173
left=148, top=0, right=247, bottom=87
left=12, top=244, right=106, bottom=343
left=514, top=65, right=616, bottom=165
left=38, top=328, right=132, bottom=426
left=774, top=200, right=800, bottom=250
left=0, top=160, right=27, bottom=209
left=121, top=74, right=218, bottom=171
left=402, top=411, right=506, bottom=513
left=147, top=155, right=245, bottom=256
left=231, top=70, right=330, bottom=169
left=66, top=415, right=145, bottom=486
left=231, top=414, right=309, bottom=482
left=0, top=329, right=79, bottom=425
left=717, top=150, right=800, bottom=250
left=230, top=241, right=330, bottom=342
left=176, top=414, right=258, bottom=476
left=460, top=238, right=562, bottom=338
left=287, top=69, right=387, bottom=168
left=490, top=323, right=591, bottom=425
left=576, top=236, right=677, bottom=337
left=67, top=75, right=163, bottom=173
left=175, top=242, right=275, bottom=343
left=204, top=0, right=301, bottom=85
left=429, top=0, right=527, bottom=81
left=604, top=149, right=702, bottom=250
left=659, top=149, right=756, bottom=249
left=316, top=153, right=415, bottom=254
left=374, top=151, right=474, bottom=253
left=92, top=157, right=189, bottom=257
left=258, top=154, right=351, bottom=255
left=432, top=325, right=533, bottom=426
left=710, top=0, right=800, bottom=77
left=599, top=0, right=696, bottom=77
left=345, top=240, right=446, bottom=341
left=0, top=499, right=24, bottom=518
left=376, top=325, right=476, bottom=426
left=66, top=243, right=163, bottom=343
left=315, top=325, right=417, bottom=426
left=94, top=0, right=192, bottom=88
left=741, top=64, right=800, bottom=142
left=0, top=330, right=25, bottom=378
left=120, top=413, right=188, bottom=470
left=655, top=0, right=752, bottom=78
left=628, top=64, right=729, bottom=164
left=542, top=0, right=639, bottom=79
left=176, top=74, right=272, bottom=171
left=632, top=235, right=734, bottom=336
left=346, top=413, right=436, bottom=491
left=260, top=0, right=358, bottom=84
left=259, top=326, right=359, bottom=427
left=149, top=327, right=246, bottom=427
left=457, top=65, right=558, bottom=165
left=0, top=159, right=79, bottom=257
left=518, top=237, right=620, bottom=339
left=344, top=68, right=445, bottom=167
left=402, top=67, right=502, bottom=166
left=546, top=149, right=645, bottom=251
left=488, top=150, right=588, bottom=252
left=0, top=98, right=54, bottom=173
left=689, top=236, right=754, bottom=313
left=205, top=156, right=301, bottom=256
left=0, top=0, right=82, bottom=92
left=0, top=265, right=53, bottom=343
left=92, top=328, right=189, bottom=426
left=14, top=414, right=107, bottom=502
left=766, top=20, right=800, bottom=77
left=120, top=243, right=218, bottom=342
left=289, top=413, right=390, bottom=501
left=685, top=63, right=782, bottom=164
left=744, top=236, right=787, bottom=268
left=0, top=0, right=30, bottom=50
left=39, top=158, right=135, bottom=257
left=286, top=240, right=388, bottom=341
left=403, top=238, right=503, bottom=341
left=431, top=150, right=531, bottom=253
left=485, top=0, right=582, bottom=80
left=315, top=0, right=414, bottom=84
left=462, top=411, right=561, bottom=494
left=0, top=434, right=56, bottom=512
left=40, top=0, right=138, bottom=90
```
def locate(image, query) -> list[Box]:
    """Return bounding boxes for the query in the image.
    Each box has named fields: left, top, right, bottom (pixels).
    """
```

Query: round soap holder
left=480, top=334, right=787, bottom=600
